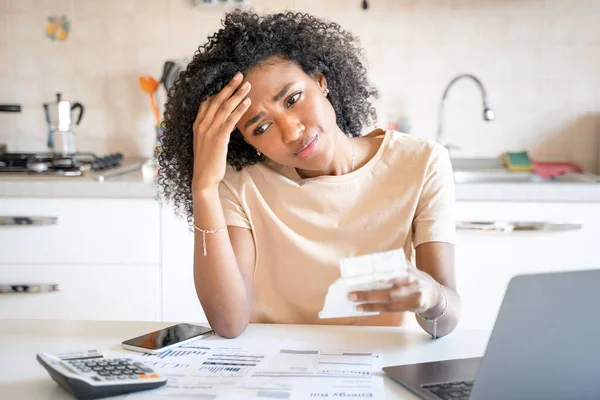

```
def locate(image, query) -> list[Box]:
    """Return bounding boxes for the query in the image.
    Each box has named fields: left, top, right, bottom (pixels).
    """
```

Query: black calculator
left=37, top=352, right=167, bottom=400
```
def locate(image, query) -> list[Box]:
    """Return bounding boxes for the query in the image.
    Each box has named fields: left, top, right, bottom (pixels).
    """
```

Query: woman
left=158, top=9, right=461, bottom=339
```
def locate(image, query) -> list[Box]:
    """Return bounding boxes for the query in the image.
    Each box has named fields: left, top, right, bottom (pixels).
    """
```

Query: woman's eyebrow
left=244, top=82, right=298, bottom=131
left=272, top=82, right=296, bottom=102
left=245, top=111, right=265, bottom=130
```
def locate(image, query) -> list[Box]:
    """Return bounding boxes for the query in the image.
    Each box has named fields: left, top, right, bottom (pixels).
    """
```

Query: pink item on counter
left=532, top=160, right=583, bottom=179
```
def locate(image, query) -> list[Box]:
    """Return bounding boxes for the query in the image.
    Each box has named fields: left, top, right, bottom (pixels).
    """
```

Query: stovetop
left=0, top=152, right=144, bottom=181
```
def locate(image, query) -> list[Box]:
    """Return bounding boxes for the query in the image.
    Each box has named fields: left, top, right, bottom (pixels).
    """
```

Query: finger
left=349, top=286, right=410, bottom=304
left=194, top=98, right=211, bottom=129
left=204, top=72, right=244, bottom=122
left=222, top=98, right=252, bottom=135
left=384, top=274, right=418, bottom=288
left=356, top=302, right=407, bottom=313
left=193, top=100, right=211, bottom=149
left=212, top=81, right=251, bottom=127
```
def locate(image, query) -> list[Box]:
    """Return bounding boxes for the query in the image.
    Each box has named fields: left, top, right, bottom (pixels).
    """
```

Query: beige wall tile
left=78, top=107, right=108, bottom=139
left=0, top=17, right=8, bottom=44
left=0, top=44, right=10, bottom=76
left=1, top=0, right=599, bottom=170
left=74, top=77, right=108, bottom=108
left=41, top=41, right=78, bottom=77
left=73, top=17, right=107, bottom=44
left=73, top=0, right=110, bottom=18
left=12, top=45, right=42, bottom=78
left=12, top=78, right=42, bottom=105
left=10, top=14, right=46, bottom=44
left=76, top=44, right=108, bottom=78
left=134, top=14, right=169, bottom=45
left=39, top=0, right=72, bottom=14
left=539, top=44, right=575, bottom=79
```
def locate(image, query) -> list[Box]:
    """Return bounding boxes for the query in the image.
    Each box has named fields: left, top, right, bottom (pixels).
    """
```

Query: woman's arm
left=413, top=241, right=461, bottom=338
left=193, top=188, right=256, bottom=339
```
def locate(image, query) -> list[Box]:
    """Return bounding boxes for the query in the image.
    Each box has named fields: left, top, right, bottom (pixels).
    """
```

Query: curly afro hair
left=158, top=9, right=378, bottom=221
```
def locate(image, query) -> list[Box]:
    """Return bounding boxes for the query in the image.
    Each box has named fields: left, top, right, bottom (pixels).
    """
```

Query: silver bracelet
left=417, top=284, right=448, bottom=339
left=193, top=223, right=227, bottom=257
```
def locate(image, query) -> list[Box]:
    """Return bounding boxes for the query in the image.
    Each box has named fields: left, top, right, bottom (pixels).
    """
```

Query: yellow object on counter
left=503, top=151, right=533, bottom=172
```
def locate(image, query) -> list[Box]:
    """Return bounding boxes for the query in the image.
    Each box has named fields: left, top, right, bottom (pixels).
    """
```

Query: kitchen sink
left=451, top=157, right=540, bottom=184
left=450, top=157, right=598, bottom=184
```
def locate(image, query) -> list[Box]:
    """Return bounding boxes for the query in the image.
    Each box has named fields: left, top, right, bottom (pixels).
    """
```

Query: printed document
left=126, top=335, right=383, bottom=399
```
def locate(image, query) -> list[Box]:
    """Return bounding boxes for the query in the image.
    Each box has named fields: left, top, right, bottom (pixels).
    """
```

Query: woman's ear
left=314, top=73, right=328, bottom=93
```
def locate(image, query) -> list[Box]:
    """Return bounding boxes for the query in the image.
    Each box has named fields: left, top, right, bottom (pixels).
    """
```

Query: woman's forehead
left=245, top=59, right=304, bottom=84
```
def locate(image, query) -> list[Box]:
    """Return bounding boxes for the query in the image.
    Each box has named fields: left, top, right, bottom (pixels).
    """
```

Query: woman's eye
left=287, top=92, right=301, bottom=107
left=253, top=123, right=270, bottom=136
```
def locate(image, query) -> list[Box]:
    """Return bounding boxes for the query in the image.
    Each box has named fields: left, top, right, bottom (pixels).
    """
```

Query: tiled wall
left=1, top=0, right=599, bottom=171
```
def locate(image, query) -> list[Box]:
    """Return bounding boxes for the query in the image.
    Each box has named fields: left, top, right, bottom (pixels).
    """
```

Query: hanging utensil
left=138, top=75, right=161, bottom=126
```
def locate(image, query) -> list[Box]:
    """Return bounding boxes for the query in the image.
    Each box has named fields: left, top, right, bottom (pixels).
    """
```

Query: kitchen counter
left=455, top=181, right=600, bottom=202
left=1, top=171, right=600, bottom=202
left=0, top=169, right=157, bottom=198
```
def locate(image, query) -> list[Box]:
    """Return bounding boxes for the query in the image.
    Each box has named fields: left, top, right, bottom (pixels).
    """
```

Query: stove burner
left=0, top=152, right=124, bottom=176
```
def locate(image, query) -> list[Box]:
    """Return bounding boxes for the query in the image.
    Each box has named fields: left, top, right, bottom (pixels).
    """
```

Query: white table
left=0, top=320, right=490, bottom=399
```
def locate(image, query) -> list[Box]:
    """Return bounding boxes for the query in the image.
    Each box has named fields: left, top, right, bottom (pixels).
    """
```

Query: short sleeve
left=219, top=180, right=251, bottom=229
left=412, top=145, right=456, bottom=246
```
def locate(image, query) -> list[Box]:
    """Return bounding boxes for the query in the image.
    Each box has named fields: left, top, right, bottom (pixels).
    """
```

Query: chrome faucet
left=436, top=73, right=495, bottom=151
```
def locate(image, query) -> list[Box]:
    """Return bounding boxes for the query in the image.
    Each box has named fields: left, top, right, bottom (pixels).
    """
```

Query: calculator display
left=122, top=323, right=214, bottom=350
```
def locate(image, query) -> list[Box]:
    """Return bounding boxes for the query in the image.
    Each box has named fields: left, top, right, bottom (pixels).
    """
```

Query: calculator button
left=133, top=369, right=145, bottom=374
left=80, top=367, right=92, bottom=372
left=139, top=374, right=149, bottom=379
left=133, top=362, right=153, bottom=373
left=98, top=371, right=111, bottom=376
left=118, top=376, right=129, bottom=380
left=150, top=374, right=161, bottom=379
left=111, top=370, right=121, bottom=375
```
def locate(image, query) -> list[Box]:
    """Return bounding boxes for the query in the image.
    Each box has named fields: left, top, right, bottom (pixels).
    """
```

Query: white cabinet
left=160, top=207, right=208, bottom=323
left=0, top=198, right=160, bottom=265
left=0, top=264, right=160, bottom=320
left=455, top=201, right=600, bottom=330
left=0, top=197, right=162, bottom=321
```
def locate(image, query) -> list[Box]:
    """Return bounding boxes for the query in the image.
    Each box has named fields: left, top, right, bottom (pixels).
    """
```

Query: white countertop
left=0, top=170, right=157, bottom=198
left=0, top=319, right=490, bottom=400
left=1, top=171, right=600, bottom=202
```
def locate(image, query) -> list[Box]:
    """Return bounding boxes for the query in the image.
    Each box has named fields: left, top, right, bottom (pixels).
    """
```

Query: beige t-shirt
left=218, top=130, right=456, bottom=327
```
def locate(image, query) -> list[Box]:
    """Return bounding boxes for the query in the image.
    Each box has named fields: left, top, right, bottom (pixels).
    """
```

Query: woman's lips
left=295, top=135, right=318, bottom=158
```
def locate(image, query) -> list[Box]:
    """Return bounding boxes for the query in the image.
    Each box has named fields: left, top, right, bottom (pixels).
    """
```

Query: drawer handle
left=456, top=221, right=583, bottom=232
left=0, top=216, right=58, bottom=226
left=0, top=284, right=60, bottom=294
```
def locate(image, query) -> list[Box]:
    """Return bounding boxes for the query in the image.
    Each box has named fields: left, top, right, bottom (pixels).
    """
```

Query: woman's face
left=235, top=58, right=341, bottom=171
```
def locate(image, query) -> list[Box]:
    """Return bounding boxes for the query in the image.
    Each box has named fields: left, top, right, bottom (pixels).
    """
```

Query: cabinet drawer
left=455, top=201, right=600, bottom=330
left=0, top=198, right=160, bottom=265
left=0, top=265, right=160, bottom=320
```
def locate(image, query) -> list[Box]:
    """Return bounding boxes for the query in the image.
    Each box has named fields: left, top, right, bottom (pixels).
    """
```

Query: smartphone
left=121, top=323, right=214, bottom=354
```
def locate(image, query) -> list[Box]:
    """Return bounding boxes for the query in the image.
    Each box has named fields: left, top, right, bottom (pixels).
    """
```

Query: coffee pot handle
left=71, top=102, right=84, bottom=125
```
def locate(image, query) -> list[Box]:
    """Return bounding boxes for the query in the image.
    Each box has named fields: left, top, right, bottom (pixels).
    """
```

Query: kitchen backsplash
left=0, top=0, right=599, bottom=171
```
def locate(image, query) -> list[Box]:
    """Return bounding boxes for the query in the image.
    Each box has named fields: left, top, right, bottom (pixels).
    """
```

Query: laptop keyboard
left=421, top=380, right=474, bottom=400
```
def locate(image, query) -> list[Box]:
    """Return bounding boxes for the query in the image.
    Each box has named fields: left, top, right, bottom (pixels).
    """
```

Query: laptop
left=383, top=269, right=600, bottom=400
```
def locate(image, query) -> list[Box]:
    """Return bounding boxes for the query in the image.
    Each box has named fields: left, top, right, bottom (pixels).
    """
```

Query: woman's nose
left=278, top=115, right=304, bottom=144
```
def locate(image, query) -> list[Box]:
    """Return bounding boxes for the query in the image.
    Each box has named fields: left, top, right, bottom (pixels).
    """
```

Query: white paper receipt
left=319, top=248, right=410, bottom=319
